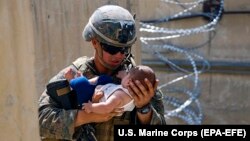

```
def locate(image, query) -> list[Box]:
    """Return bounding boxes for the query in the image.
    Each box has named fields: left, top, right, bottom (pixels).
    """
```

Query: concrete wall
left=200, top=0, right=250, bottom=123
left=0, top=0, right=40, bottom=140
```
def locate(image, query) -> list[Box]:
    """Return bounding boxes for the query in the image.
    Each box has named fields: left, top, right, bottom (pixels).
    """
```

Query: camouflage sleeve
left=39, top=91, right=77, bottom=140
left=149, top=90, right=166, bottom=125
left=38, top=66, right=78, bottom=140
left=135, top=90, right=166, bottom=125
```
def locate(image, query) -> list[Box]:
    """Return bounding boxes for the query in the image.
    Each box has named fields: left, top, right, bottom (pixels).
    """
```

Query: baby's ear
left=127, top=78, right=132, bottom=85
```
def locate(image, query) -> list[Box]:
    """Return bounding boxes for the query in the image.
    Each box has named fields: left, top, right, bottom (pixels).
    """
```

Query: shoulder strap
left=72, top=56, right=89, bottom=73
left=72, top=56, right=98, bottom=79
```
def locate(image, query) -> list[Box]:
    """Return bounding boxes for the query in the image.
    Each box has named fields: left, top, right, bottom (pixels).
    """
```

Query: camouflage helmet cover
left=83, top=5, right=136, bottom=47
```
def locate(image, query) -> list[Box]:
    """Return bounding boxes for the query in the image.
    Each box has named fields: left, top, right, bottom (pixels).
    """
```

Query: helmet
left=83, top=5, right=136, bottom=47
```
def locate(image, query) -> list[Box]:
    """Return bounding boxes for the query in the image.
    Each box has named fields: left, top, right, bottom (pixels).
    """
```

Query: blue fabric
left=70, top=76, right=94, bottom=105
left=97, top=75, right=113, bottom=85
left=70, top=75, right=113, bottom=105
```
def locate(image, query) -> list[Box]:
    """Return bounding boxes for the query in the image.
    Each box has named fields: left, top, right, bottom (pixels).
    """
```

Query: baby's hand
left=76, top=71, right=82, bottom=77
left=92, top=89, right=104, bottom=103
left=64, top=68, right=75, bottom=81
left=82, top=101, right=92, bottom=113
left=64, top=68, right=82, bottom=81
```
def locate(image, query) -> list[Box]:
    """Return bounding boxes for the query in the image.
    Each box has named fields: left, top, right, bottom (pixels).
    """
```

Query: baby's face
left=121, top=73, right=131, bottom=89
left=116, top=70, right=127, bottom=79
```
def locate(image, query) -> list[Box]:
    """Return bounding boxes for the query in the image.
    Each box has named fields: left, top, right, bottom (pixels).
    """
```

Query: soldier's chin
left=113, top=64, right=123, bottom=70
left=103, top=63, right=120, bottom=70
left=110, top=62, right=121, bottom=67
left=110, top=64, right=120, bottom=69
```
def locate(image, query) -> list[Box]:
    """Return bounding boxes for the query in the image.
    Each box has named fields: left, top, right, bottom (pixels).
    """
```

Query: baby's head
left=122, top=65, right=156, bottom=89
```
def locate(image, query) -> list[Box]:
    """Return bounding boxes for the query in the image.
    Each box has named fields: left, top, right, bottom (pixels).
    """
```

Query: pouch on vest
left=46, top=79, right=78, bottom=109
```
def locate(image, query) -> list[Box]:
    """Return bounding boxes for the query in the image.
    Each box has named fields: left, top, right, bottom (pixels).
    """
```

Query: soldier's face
left=102, top=48, right=126, bottom=68
left=93, top=39, right=127, bottom=69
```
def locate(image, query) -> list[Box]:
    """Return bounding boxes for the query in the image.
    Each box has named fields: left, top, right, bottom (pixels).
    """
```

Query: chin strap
left=122, top=53, right=136, bottom=73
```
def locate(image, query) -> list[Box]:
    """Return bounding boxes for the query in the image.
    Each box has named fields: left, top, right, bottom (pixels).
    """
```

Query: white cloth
left=99, top=83, right=135, bottom=112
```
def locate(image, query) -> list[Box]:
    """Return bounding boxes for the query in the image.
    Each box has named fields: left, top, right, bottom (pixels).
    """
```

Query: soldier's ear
left=92, top=39, right=99, bottom=48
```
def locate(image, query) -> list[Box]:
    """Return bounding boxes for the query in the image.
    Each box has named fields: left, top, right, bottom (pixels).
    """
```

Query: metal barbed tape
left=140, top=0, right=224, bottom=124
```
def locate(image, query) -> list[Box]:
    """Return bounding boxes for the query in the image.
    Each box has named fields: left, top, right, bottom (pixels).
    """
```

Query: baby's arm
left=83, top=91, right=122, bottom=114
left=64, top=68, right=82, bottom=81
left=64, top=68, right=75, bottom=81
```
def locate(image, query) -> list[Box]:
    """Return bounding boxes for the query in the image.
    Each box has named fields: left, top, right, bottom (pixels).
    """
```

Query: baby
left=64, top=65, right=156, bottom=115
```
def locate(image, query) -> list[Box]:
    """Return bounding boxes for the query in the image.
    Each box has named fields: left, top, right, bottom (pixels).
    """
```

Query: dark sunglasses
left=100, top=42, right=130, bottom=55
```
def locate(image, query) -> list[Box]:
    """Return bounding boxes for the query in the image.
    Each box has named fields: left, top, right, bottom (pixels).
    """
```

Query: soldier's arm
left=148, top=91, right=166, bottom=125
left=130, top=79, right=166, bottom=125
left=39, top=90, right=77, bottom=140
left=146, top=78, right=165, bottom=125
left=135, top=90, right=166, bottom=125
left=135, top=92, right=166, bottom=125
left=39, top=65, right=119, bottom=139
left=74, top=109, right=116, bottom=127
left=38, top=66, right=78, bottom=140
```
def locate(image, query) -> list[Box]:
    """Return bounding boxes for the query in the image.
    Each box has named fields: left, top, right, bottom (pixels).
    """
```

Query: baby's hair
left=129, top=65, right=156, bottom=89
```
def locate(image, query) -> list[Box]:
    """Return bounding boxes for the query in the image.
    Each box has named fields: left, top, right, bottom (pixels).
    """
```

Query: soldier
left=38, top=5, right=166, bottom=141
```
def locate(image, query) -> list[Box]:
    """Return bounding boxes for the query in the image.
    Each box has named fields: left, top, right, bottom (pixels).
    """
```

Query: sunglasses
left=100, top=42, right=130, bottom=55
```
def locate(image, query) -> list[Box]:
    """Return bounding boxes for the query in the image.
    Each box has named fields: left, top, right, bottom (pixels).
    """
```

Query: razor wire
left=140, top=0, right=224, bottom=124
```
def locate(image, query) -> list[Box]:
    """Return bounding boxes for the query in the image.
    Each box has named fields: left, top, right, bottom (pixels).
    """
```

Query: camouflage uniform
left=39, top=56, right=166, bottom=141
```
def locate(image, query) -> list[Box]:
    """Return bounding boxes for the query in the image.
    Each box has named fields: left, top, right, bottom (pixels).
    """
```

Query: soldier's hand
left=127, top=78, right=159, bottom=108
